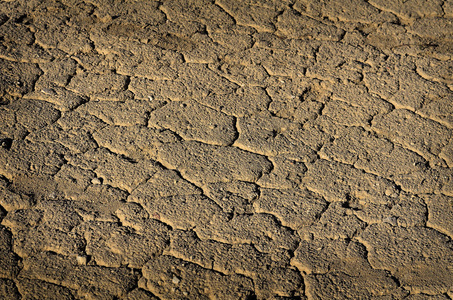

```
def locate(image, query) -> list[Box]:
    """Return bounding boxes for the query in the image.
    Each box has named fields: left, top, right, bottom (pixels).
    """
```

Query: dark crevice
left=227, top=116, right=240, bottom=146
left=245, top=293, right=257, bottom=300
left=0, top=138, right=13, bottom=150
left=0, top=14, right=9, bottom=26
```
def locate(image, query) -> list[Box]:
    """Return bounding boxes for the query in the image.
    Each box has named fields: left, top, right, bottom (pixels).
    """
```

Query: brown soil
left=0, top=0, right=453, bottom=299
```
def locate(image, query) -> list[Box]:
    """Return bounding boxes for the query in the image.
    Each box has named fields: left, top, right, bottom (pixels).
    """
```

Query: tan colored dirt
left=0, top=0, right=452, bottom=299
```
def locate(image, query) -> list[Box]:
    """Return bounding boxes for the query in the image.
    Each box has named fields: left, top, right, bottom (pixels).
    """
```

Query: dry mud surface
left=0, top=0, right=453, bottom=299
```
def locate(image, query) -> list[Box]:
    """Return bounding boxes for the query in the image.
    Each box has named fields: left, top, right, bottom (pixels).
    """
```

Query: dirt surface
left=0, top=0, right=452, bottom=299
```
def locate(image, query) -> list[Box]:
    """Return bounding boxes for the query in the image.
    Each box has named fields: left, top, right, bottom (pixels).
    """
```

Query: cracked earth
left=0, top=0, right=453, bottom=299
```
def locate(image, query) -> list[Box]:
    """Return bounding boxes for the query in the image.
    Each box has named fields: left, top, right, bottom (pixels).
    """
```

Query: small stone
left=91, top=178, right=102, bottom=185
left=76, top=255, right=88, bottom=265
left=172, top=275, right=180, bottom=284
left=384, top=188, right=398, bottom=198
left=41, top=88, right=57, bottom=96
left=383, top=216, right=398, bottom=226
left=148, top=95, right=154, bottom=101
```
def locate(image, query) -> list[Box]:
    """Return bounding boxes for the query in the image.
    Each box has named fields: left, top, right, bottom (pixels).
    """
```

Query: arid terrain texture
left=1, top=0, right=453, bottom=299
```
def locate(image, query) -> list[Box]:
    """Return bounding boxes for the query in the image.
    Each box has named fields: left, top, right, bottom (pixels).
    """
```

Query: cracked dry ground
left=1, top=0, right=453, bottom=299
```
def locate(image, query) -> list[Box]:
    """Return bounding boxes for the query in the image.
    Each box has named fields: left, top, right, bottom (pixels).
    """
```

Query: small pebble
left=41, top=88, right=57, bottom=96
left=91, top=178, right=102, bottom=185
left=383, top=215, right=398, bottom=226
left=172, top=275, right=180, bottom=284
left=384, top=188, right=398, bottom=198
left=148, top=95, right=154, bottom=101
left=76, top=255, right=88, bottom=265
